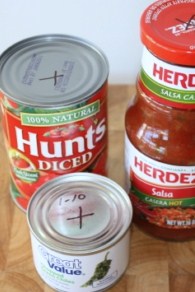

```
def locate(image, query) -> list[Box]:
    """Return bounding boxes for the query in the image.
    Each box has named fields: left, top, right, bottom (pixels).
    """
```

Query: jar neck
left=136, top=79, right=172, bottom=114
left=136, top=81, right=195, bottom=121
left=139, top=47, right=195, bottom=110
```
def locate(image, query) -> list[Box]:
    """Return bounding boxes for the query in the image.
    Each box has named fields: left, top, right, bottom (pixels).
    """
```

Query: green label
left=14, top=167, right=39, bottom=182
left=21, top=100, right=100, bottom=126
left=140, top=69, right=195, bottom=105
left=132, top=186, right=195, bottom=208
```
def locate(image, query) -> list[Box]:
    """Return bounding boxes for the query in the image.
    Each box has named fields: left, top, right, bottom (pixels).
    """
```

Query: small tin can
left=27, top=172, right=132, bottom=292
left=0, top=34, right=109, bottom=211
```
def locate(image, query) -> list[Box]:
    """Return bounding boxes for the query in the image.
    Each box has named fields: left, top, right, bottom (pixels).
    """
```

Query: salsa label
left=125, top=134, right=195, bottom=229
left=140, top=47, right=195, bottom=109
left=0, top=86, right=107, bottom=211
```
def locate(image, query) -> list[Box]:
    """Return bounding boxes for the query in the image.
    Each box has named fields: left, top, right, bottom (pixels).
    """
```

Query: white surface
left=1, top=0, right=154, bottom=84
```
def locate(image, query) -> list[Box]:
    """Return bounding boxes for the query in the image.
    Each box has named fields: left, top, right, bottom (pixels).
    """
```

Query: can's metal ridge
left=0, top=34, right=109, bottom=107
left=27, top=172, right=132, bottom=255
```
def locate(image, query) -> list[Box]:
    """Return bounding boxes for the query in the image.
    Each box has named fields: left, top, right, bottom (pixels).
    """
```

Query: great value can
left=0, top=34, right=109, bottom=211
left=27, top=173, right=132, bottom=292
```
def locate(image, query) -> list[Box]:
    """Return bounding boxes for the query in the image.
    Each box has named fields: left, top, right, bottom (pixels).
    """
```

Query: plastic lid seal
left=141, top=0, right=195, bottom=66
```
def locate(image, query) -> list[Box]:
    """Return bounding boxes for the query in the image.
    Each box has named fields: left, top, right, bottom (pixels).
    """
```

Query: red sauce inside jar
left=125, top=83, right=195, bottom=240
left=125, top=0, right=195, bottom=240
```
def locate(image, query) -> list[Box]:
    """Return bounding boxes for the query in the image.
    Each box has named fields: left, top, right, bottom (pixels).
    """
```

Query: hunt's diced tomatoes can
left=0, top=34, right=109, bottom=211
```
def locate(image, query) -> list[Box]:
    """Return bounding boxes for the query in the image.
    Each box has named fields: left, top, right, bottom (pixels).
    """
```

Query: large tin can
left=0, top=34, right=109, bottom=211
left=27, top=172, right=133, bottom=292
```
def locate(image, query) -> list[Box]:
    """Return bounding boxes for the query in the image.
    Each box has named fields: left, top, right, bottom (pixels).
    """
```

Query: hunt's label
left=0, top=86, right=108, bottom=211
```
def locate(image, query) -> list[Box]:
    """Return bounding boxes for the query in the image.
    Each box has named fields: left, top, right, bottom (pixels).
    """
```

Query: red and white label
left=125, top=134, right=195, bottom=229
left=0, top=85, right=108, bottom=211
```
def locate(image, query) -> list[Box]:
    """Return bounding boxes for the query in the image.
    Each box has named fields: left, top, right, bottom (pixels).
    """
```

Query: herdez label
left=139, top=48, right=195, bottom=109
left=125, top=135, right=195, bottom=229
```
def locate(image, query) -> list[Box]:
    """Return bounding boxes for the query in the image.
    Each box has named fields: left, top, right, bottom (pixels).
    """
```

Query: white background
left=1, top=0, right=154, bottom=84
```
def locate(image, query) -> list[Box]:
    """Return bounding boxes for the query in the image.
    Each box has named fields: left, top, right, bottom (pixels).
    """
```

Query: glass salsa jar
left=125, top=0, right=195, bottom=240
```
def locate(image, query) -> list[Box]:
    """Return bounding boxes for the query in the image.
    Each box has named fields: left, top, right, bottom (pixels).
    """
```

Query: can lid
left=141, top=0, right=195, bottom=66
left=0, top=34, right=109, bottom=107
left=27, top=173, right=132, bottom=254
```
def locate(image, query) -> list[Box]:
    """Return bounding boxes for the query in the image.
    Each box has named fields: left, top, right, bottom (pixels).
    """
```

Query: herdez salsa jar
left=0, top=34, right=109, bottom=211
left=125, top=0, right=195, bottom=240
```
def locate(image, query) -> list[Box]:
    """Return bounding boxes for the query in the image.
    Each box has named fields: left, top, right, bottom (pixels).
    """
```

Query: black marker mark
left=176, top=14, right=195, bottom=31
left=59, top=194, right=86, bottom=205
left=39, top=70, right=64, bottom=86
left=67, top=206, right=94, bottom=229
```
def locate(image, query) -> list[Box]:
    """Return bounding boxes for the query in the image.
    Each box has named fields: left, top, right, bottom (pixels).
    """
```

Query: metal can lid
left=141, top=0, right=195, bottom=66
left=0, top=34, right=109, bottom=107
left=27, top=173, right=132, bottom=254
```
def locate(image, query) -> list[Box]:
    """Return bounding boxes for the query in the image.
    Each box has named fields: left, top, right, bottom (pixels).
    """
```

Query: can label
left=0, top=84, right=107, bottom=210
left=30, top=231, right=129, bottom=292
left=139, top=47, right=195, bottom=109
left=125, top=134, right=195, bottom=229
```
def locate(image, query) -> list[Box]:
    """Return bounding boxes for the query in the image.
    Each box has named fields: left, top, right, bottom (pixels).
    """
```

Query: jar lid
left=141, top=0, right=195, bottom=66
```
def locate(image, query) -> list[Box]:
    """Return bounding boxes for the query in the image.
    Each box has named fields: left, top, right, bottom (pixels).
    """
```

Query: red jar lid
left=141, top=0, right=195, bottom=66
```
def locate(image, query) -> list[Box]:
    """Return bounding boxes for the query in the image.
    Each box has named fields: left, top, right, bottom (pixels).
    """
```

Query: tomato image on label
left=9, top=149, right=39, bottom=183
left=10, top=149, right=34, bottom=170
left=12, top=156, right=31, bottom=169
left=43, top=124, right=85, bottom=138
left=1, top=93, right=107, bottom=211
